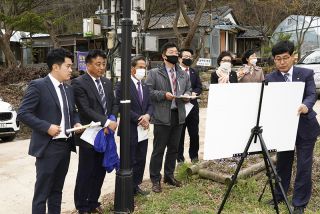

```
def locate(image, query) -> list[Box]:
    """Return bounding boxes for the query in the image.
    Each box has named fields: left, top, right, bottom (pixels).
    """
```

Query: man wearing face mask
left=146, top=42, right=192, bottom=193
left=177, top=48, right=202, bottom=163
left=237, top=49, right=264, bottom=83
left=115, top=56, right=153, bottom=196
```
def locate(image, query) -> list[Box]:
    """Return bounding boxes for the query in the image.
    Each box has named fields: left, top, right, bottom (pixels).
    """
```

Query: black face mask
left=182, top=58, right=193, bottom=66
left=165, top=55, right=179, bottom=64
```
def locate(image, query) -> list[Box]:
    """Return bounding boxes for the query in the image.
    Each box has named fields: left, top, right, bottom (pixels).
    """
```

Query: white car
left=0, top=98, right=20, bottom=142
left=296, top=48, right=320, bottom=96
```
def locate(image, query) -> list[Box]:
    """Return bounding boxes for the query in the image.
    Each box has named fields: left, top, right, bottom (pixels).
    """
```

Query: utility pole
left=114, top=0, right=134, bottom=213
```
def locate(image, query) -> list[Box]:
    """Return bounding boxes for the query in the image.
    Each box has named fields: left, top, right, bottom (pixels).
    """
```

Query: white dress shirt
left=48, top=74, right=69, bottom=139
left=281, top=66, right=293, bottom=82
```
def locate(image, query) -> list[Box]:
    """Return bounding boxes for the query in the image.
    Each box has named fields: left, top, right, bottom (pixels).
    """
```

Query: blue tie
left=284, top=73, right=290, bottom=82
left=58, top=84, right=71, bottom=134
left=95, top=79, right=108, bottom=115
left=137, top=81, right=143, bottom=106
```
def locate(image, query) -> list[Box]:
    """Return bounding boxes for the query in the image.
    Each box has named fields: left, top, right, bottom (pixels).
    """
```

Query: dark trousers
left=74, top=146, right=106, bottom=212
left=131, top=139, right=148, bottom=189
left=32, top=140, right=71, bottom=214
left=178, top=106, right=199, bottom=162
left=275, top=136, right=316, bottom=207
left=149, top=110, right=183, bottom=182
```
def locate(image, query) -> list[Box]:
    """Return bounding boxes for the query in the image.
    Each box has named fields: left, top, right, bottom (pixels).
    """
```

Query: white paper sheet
left=185, top=102, right=194, bottom=117
left=204, top=82, right=305, bottom=160
left=137, top=125, right=149, bottom=142
left=80, top=126, right=103, bottom=145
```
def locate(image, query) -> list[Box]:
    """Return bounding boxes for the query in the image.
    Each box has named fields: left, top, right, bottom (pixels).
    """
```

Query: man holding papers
left=146, top=42, right=192, bottom=193
left=266, top=41, right=320, bottom=213
left=72, top=50, right=118, bottom=214
left=177, top=48, right=202, bottom=163
left=115, top=56, right=153, bottom=196
left=18, top=48, right=81, bottom=214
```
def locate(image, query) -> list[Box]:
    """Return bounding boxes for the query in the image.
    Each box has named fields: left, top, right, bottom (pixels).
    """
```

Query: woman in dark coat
left=211, top=51, right=238, bottom=84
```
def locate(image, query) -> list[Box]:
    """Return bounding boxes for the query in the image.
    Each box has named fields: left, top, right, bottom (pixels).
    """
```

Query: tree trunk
left=43, top=20, right=61, bottom=48
left=0, top=37, right=17, bottom=69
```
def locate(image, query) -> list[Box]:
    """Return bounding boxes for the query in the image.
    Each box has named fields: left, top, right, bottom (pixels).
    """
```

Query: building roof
left=1, top=29, right=49, bottom=42
left=147, top=6, right=237, bottom=30
left=237, top=26, right=264, bottom=38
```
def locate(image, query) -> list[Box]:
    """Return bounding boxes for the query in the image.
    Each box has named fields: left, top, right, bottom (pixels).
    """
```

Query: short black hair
left=85, top=49, right=107, bottom=63
left=47, top=48, right=73, bottom=70
left=217, top=51, right=233, bottom=66
left=131, top=56, right=146, bottom=67
left=272, top=41, right=295, bottom=57
left=161, top=42, right=178, bottom=55
left=242, top=49, right=255, bottom=64
left=179, top=48, right=194, bottom=57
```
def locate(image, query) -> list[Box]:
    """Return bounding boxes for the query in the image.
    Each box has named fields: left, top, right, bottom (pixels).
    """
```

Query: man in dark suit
left=72, top=50, right=118, bottom=214
left=115, top=56, right=153, bottom=196
left=18, top=48, right=82, bottom=214
left=146, top=42, right=192, bottom=193
left=177, top=48, right=202, bottom=163
left=266, top=41, right=320, bottom=214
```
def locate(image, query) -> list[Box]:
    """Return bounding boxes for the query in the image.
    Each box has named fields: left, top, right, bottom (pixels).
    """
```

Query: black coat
left=211, top=71, right=238, bottom=84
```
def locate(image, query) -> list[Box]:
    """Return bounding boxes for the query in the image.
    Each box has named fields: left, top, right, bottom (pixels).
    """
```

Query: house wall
left=220, top=31, right=226, bottom=52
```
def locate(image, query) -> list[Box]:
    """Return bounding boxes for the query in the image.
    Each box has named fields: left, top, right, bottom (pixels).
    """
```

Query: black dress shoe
left=163, top=176, right=182, bottom=187
left=152, top=181, right=162, bottom=193
left=293, top=206, right=304, bottom=214
left=134, top=186, right=150, bottom=196
left=267, top=198, right=284, bottom=206
left=91, top=206, right=104, bottom=214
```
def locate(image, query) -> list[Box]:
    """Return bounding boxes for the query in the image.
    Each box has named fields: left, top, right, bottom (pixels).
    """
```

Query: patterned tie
left=95, top=79, right=108, bottom=115
left=170, top=68, right=177, bottom=95
left=58, top=84, right=71, bottom=134
left=284, top=73, right=290, bottom=82
left=137, top=81, right=143, bottom=106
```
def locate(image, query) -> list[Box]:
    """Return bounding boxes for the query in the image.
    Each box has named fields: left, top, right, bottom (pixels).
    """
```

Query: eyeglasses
left=274, top=56, right=291, bottom=62
left=182, top=56, right=193, bottom=59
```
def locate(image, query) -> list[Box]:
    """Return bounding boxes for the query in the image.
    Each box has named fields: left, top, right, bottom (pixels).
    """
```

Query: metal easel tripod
left=217, top=81, right=293, bottom=214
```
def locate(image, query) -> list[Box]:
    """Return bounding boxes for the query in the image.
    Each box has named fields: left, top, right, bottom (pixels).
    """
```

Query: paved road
left=1, top=101, right=319, bottom=214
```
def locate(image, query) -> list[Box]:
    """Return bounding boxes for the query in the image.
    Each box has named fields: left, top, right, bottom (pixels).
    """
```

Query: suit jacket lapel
left=83, top=73, right=104, bottom=108
left=292, top=67, right=301, bottom=82
left=45, top=76, right=61, bottom=111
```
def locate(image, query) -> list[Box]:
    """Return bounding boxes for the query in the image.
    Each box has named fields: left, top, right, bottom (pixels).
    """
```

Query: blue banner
left=77, top=51, right=88, bottom=71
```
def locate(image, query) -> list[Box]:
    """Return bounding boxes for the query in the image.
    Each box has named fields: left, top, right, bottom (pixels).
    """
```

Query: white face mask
left=220, top=62, right=232, bottom=72
left=135, top=68, right=146, bottom=80
left=250, top=58, right=257, bottom=65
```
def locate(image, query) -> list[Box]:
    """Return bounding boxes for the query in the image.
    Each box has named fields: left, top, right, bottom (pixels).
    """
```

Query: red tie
left=170, top=69, right=176, bottom=95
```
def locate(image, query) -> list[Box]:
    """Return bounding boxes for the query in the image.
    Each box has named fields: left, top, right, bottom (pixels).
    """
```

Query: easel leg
left=258, top=134, right=293, bottom=214
left=217, top=132, right=255, bottom=214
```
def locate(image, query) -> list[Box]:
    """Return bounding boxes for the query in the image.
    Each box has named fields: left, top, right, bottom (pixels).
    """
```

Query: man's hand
left=165, top=92, right=175, bottom=101
left=48, top=124, right=61, bottom=137
left=73, top=123, right=83, bottom=134
left=108, top=121, right=118, bottom=132
left=191, top=92, right=197, bottom=100
left=138, top=114, right=150, bottom=128
left=297, top=104, right=308, bottom=115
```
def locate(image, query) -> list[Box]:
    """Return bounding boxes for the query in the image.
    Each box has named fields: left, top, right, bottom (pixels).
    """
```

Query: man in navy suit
left=266, top=41, right=320, bottom=213
left=177, top=48, right=202, bottom=163
left=18, top=48, right=82, bottom=214
left=72, top=50, right=118, bottom=214
left=116, top=56, right=153, bottom=196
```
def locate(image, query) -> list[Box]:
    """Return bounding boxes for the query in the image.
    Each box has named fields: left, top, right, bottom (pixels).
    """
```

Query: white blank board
left=204, top=82, right=305, bottom=160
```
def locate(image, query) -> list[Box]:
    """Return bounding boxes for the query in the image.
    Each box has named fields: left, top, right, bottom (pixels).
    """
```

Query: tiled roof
left=147, top=6, right=234, bottom=29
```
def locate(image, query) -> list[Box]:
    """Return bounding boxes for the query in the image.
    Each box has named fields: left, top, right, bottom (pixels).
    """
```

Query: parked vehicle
left=0, top=98, right=20, bottom=142
left=296, top=48, right=320, bottom=96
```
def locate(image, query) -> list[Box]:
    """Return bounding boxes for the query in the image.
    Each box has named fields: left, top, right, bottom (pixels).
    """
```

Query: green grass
left=103, top=140, right=320, bottom=213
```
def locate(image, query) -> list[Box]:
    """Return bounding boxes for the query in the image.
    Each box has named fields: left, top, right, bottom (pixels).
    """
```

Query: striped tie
left=170, top=68, right=176, bottom=95
left=284, top=73, right=290, bottom=82
left=95, top=79, right=108, bottom=115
